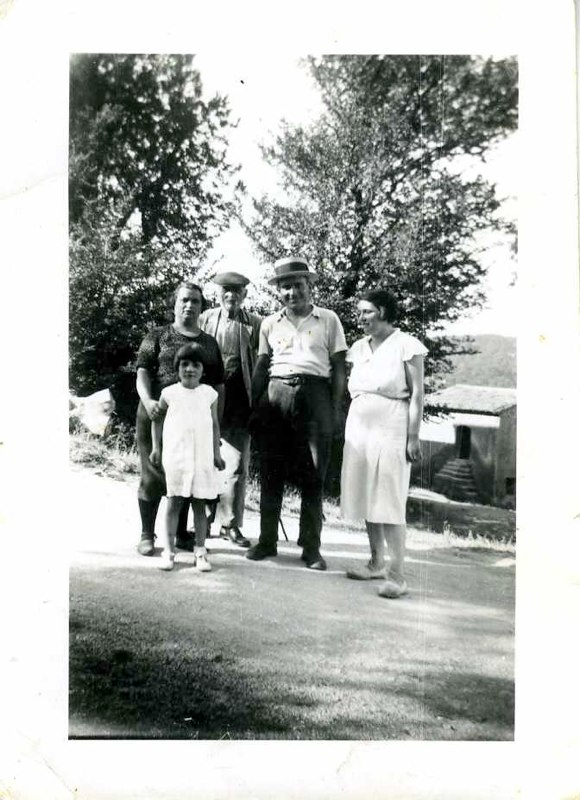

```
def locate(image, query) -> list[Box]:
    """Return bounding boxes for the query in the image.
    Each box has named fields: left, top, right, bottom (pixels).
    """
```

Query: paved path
left=69, top=468, right=515, bottom=740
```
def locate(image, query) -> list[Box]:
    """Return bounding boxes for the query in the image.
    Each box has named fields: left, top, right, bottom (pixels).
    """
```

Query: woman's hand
left=214, top=454, right=226, bottom=471
left=149, top=448, right=162, bottom=468
left=144, top=398, right=162, bottom=421
left=406, top=434, right=422, bottom=463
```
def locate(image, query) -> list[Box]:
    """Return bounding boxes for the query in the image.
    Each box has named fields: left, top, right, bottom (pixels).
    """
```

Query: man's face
left=278, top=276, right=312, bottom=314
left=220, top=285, right=246, bottom=315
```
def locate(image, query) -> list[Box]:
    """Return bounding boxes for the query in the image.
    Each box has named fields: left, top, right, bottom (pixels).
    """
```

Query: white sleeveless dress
left=160, top=383, right=220, bottom=499
left=340, top=330, right=427, bottom=524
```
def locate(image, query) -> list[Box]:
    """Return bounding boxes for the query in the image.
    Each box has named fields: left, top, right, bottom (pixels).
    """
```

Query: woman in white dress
left=150, top=344, right=225, bottom=572
left=340, top=289, right=427, bottom=598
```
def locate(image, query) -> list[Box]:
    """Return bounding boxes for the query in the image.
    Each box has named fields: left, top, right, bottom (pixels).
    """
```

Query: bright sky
left=195, top=54, right=518, bottom=337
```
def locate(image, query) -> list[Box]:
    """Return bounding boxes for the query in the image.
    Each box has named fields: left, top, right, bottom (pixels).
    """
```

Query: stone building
left=416, top=384, right=517, bottom=507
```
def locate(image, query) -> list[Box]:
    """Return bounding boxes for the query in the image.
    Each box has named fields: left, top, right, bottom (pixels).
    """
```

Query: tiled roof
left=425, top=384, right=517, bottom=415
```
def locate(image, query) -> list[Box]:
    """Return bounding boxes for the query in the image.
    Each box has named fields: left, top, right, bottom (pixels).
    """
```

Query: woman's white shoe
left=378, top=576, right=408, bottom=598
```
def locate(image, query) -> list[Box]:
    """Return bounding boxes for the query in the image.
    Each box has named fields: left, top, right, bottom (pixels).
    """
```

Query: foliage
left=69, top=54, right=240, bottom=394
left=443, top=335, right=516, bottom=388
left=70, top=428, right=139, bottom=481
left=244, top=55, right=518, bottom=382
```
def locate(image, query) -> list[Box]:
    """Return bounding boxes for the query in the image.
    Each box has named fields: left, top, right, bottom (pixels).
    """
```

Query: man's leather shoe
left=246, top=543, right=277, bottom=561
left=220, top=526, right=251, bottom=548
left=302, top=550, right=327, bottom=571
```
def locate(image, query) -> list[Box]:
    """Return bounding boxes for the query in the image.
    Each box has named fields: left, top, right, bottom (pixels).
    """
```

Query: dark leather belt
left=272, top=374, right=329, bottom=386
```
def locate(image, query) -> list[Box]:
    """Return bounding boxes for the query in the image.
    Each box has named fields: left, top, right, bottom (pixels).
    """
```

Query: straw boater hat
left=268, top=256, right=318, bottom=285
left=211, top=271, right=250, bottom=287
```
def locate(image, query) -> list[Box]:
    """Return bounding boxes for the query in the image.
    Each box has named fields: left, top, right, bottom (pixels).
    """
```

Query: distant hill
left=439, top=335, right=516, bottom=388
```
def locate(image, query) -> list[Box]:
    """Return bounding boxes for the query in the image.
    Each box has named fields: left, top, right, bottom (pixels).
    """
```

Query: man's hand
left=149, top=448, right=162, bottom=468
left=214, top=455, right=226, bottom=470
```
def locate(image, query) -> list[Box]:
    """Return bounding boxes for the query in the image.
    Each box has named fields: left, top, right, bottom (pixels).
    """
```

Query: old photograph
left=68, top=53, right=517, bottom=741
left=2, top=1, right=579, bottom=796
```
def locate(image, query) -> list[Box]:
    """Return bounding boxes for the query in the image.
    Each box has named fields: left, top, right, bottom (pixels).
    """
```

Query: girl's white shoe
left=158, top=550, right=175, bottom=571
left=195, top=552, right=212, bottom=572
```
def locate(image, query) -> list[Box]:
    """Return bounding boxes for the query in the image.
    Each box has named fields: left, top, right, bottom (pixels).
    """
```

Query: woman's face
left=174, top=287, right=203, bottom=326
left=356, top=300, right=386, bottom=336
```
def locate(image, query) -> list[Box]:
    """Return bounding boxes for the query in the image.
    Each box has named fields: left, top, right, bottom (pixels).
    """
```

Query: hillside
left=440, top=335, right=516, bottom=388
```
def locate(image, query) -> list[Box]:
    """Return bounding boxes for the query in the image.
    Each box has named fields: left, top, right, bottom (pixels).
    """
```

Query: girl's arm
left=404, top=354, right=425, bottom=463
left=211, top=399, right=225, bottom=470
left=149, top=396, right=168, bottom=467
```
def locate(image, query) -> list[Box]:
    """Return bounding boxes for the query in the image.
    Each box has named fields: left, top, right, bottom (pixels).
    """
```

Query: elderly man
left=199, top=271, right=262, bottom=547
left=247, top=257, right=347, bottom=571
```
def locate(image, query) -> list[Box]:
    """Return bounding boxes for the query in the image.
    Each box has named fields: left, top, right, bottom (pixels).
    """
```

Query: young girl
left=150, top=343, right=225, bottom=571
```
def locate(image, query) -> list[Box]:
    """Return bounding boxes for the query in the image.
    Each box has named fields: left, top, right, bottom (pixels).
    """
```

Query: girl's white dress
left=340, top=330, right=428, bottom=524
left=160, top=383, right=220, bottom=499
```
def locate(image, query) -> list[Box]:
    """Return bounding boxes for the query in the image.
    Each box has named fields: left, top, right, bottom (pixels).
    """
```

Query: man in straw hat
left=199, top=271, right=262, bottom=547
left=246, top=257, right=347, bottom=570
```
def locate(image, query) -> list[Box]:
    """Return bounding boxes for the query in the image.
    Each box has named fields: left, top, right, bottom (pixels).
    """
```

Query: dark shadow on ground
left=70, top=542, right=514, bottom=740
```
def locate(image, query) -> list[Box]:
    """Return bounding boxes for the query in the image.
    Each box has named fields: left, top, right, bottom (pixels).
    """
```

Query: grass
left=69, top=430, right=515, bottom=554
left=70, top=428, right=139, bottom=482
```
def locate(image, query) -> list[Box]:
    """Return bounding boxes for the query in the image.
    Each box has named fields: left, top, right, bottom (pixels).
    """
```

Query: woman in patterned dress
left=135, top=282, right=224, bottom=556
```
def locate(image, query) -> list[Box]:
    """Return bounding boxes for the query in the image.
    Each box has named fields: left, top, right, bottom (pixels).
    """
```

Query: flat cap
left=212, top=271, right=250, bottom=287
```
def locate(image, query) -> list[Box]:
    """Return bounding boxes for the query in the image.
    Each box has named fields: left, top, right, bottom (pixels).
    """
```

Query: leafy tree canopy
left=69, top=54, right=240, bottom=397
left=70, top=53, right=238, bottom=255
left=244, top=55, right=518, bottom=383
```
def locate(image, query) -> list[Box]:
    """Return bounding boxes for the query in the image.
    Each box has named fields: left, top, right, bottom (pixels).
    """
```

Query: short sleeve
left=257, top=317, right=273, bottom=357
left=205, top=385, right=218, bottom=405
left=327, top=311, right=348, bottom=356
left=159, top=385, right=174, bottom=405
left=136, top=329, right=160, bottom=373
left=346, top=338, right=364, bottom=365
left=401, top=334, right=428, bottom=362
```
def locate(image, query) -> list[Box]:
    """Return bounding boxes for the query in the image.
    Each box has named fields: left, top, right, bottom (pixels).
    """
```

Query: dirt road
left=69, top=468, right=515, bottom=740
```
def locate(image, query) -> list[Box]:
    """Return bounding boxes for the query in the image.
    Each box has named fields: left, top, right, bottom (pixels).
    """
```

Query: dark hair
left=361, top=289, right=398, bottom=323
left=173, top=343, right=208, bottom=371
left=170, top=281, right=207, bottom=312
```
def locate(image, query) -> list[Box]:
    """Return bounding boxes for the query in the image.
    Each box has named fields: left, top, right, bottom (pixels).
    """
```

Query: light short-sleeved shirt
left=259, top=305, right=347, bottom=378
left=347, top=329, right=428, bottom=400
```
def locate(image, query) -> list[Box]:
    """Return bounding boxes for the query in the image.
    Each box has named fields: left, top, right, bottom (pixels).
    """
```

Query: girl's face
left=178, top=359, right=203, bottom=388
left=356, top=301, right=385, bottom=336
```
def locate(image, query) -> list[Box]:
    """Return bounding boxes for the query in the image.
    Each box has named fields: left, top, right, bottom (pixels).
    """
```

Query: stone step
left=435, top=471, right=475, bottom=482
left=432, top=457, right=480, bottom=503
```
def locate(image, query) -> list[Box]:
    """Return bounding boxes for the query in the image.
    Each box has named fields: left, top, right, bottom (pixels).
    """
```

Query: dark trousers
left=256, top=377, right=333, bottom=552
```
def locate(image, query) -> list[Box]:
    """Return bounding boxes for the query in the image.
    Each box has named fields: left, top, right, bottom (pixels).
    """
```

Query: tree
left=69, top=54, right=240, bottom=397
left=244, top=55, right=518, bottom=382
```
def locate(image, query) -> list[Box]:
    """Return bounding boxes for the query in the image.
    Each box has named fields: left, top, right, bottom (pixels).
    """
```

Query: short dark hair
left=173, top=343, right=208, bottom=371
left=361, top=288, right=398, bottom=323
left=170, top=281, right=207, bottom=311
